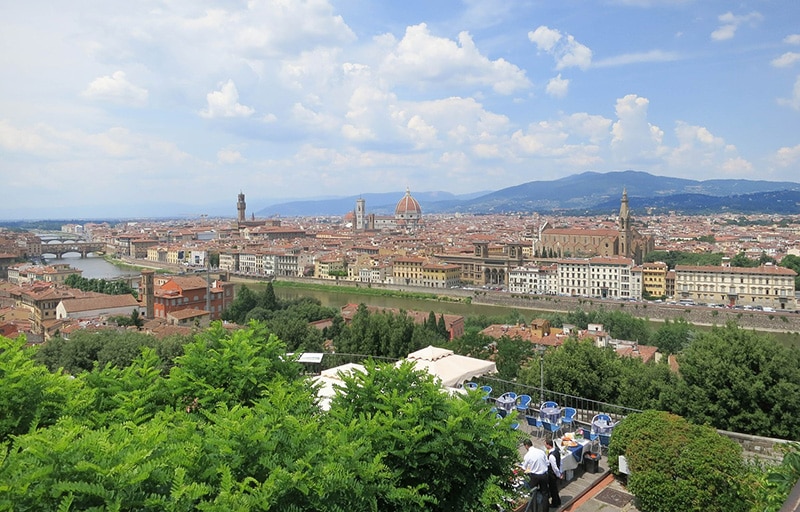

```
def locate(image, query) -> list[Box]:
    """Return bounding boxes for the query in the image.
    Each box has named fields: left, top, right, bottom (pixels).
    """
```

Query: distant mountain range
left=255, top=171, right=800, bottom=217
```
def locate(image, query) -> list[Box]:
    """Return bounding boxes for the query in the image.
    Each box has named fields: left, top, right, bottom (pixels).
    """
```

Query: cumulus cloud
left=546, top=74, right=569, bottom=98
left=380, top=24, right=530, bottom=94
left=82, top=71, right=148, bottom=106
left=610, top=94, right=665, bottom=162
left=771, top=52, right=800, bottom=68
left=528, top=26, right=592, bottom=70
left=200, top=80, right=255, bottom=119
left=774, top=144, right=800, bottom=167
left=711, top=11, right=762, bottom=41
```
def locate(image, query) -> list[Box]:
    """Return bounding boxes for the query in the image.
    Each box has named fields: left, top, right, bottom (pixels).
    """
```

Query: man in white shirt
left=521, top=438, right=549, bottom=496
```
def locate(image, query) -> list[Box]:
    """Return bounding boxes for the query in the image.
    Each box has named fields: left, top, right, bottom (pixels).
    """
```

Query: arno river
left=48, top=257, right=800, bottom=346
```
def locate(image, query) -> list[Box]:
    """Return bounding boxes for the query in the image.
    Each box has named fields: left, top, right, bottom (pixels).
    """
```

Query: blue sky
left=1, top=0, right=799, bottom=218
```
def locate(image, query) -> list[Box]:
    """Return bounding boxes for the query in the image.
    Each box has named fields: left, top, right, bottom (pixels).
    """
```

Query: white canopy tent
left=310, top=362, right=366, bottom=411
left=400, top=345, right=497, bottom=388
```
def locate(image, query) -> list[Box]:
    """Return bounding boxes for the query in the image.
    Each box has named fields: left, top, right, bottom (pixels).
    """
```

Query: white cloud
left=528, top=26, right=592, bottom=70
left=777, top=76, right=800, bottom=110
left=711, top=11, right=762, bottom=42
left=773, top=144, right=800, bottom=167
left=593, top=50, right=680, bottom=68
left=218, top=148, right=245, bottom=164
left=610, top=94, right=665, bottom=162
left=82, top=71, right=148, bottom=106
left=771, top=52, right=800, bottom=68
left=200, top=80, right=255, bottom=119
left=546, top=74, right=569, bottom=98
left=380, top=24, right=530, bottom=94
left=784, top=34, right=800, bottom=45
left=719, top=156, right=753, bottom=175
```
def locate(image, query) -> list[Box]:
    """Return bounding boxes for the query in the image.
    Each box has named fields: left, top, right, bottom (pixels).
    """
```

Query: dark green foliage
left=651, top=317, right=694, bottom=355
left=0, top=337, right=85, bottom=442
left=327, top=360, right=521, bottom=512
left=643, top=250, right=724, bottom=268
left=780, top=254, right=800, bottom=290
left=666, top=323, right=800, bottom=439
left=0, top=324, right=521, bottom=511
left=609, top=410, right=753, bottom=512
left=64, top=273, right=137, bottom=297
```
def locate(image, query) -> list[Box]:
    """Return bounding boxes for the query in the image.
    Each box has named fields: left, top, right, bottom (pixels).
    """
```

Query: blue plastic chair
left=561, top=407, right=577, bottom=430
left=481, top=385, right=493, bottom=397
left=541, top=400, right=558, bottom=409
left=465, top=382, right=478, bottom=391
left=516, top=394, right=532, bottom=413
left=525, top=415, right=543, bottom=436
left=541, top=420, right=561, bottom=436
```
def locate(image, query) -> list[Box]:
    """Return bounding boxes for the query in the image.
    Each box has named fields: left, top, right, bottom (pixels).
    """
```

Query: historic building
left=674, top=263, right=797, bottom=310
left=536, top=189, right=654, bottom=264
left=351, top=188, right=423, bottom=233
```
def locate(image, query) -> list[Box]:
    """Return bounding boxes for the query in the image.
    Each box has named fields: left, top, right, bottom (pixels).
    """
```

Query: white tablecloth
left=555, top=437, right=594, bottom=472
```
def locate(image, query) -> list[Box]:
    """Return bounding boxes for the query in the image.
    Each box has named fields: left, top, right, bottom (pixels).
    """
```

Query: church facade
left=536, top=190, right=653, bottom=264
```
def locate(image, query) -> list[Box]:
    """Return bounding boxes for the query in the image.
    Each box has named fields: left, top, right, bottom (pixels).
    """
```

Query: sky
left=2, top=0, right=800, bottom=219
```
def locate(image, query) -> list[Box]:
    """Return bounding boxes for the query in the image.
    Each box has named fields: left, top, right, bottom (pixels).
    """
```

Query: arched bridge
left=41, top=241, right=107, bottom=259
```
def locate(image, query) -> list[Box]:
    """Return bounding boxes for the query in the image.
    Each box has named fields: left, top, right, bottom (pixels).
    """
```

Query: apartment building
left=151, top=275, right=234, bottom=320
left=315, top=256, right=346, bottom=280
left=556, top=257, right=638, bottom=299
left=674, top=263, right=797, bottom=310
left=421, top=262, right=461, bottom=288
left=508, top=264, right=558, bottom=295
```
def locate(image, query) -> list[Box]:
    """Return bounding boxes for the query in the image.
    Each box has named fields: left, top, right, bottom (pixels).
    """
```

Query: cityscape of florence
left=2, top=1, right=800, bottom=511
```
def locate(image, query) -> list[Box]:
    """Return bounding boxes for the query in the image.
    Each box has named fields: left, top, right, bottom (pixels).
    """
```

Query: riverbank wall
left=273, top=276, right=800, bottom=334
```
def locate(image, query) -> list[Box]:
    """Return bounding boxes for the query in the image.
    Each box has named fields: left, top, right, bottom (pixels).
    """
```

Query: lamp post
left=537, top=345, right=546, bottom=404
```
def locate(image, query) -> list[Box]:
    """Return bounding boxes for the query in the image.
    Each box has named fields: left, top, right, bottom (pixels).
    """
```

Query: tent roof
left=400, top=345, right=497, bottom=388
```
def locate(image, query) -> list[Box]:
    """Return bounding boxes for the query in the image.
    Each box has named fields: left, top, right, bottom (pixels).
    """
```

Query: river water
left=47, top=255, right=139, bottom=280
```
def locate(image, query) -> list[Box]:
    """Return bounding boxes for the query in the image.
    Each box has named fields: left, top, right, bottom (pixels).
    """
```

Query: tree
left=0, top=336, right=87, bottom=442
left=327, top=360, right=521, bottom=512
left=651, top=317, right=694, bottom=355
left=609, top=410, right=753, bottom=512
left=780, top=254, right=800, bottom=290
left=666, top=322, right=800, bottom=439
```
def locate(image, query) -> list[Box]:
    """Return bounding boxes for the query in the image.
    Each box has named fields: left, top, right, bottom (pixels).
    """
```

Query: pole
left=539, top=346, right=545, bottom=404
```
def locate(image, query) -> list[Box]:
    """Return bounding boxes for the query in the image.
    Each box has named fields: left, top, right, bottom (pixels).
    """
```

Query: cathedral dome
left=395, top=188, right=422, bottom=217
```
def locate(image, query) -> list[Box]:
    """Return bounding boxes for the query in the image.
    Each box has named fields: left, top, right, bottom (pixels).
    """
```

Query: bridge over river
left=41, top=240, right=107, bottom=259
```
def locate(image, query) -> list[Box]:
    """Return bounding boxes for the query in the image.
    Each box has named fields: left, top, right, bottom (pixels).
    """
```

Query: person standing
left=544, top=438, right=563, bottom=508
left=522, top=438, right=549, bottom=497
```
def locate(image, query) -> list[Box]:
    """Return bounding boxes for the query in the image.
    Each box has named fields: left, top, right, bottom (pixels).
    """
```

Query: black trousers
left=547, top=472, right=561, bottom=506
left=529, top=472, right=549, bottom=496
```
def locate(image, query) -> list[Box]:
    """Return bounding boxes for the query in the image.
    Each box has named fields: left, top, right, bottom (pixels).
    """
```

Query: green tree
left=651, top=317, right=694, bottom=355
left=0, top=336, right=87, bottom=442
left=609, top=410, right=753, bottom=512
left=780, top=254, right=800, bottom=290
left=327, top=359, right=521, bottom=512
left=221, top=284, right=257, bottom=323
left=667, top=323, right=800, bottom=439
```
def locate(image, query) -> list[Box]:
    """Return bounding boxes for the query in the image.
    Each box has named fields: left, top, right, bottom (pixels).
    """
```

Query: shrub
left=609, top=410, right=754, bottom=512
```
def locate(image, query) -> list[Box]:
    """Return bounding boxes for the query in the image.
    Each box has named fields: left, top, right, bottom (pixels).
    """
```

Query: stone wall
left=471, top=291, right=800, bottom=333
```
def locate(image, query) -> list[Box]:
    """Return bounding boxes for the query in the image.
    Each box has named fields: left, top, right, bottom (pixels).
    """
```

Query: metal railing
left=475, top=375, right=641, bottom=428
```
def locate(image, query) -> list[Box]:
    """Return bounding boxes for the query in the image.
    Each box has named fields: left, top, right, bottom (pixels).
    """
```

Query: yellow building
left=421, top=262, right=461, bottom=288
left=641, top=262, right=668, bottom=298
left=393, top=256, right=425, bottom=286
left=315, top=256, right=346, bottom=280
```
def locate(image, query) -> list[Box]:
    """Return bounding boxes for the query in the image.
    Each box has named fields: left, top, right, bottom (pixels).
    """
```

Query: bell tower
left=237, top=192, right=246, bottom=223
left=618, top=188, right=631, bottom=258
